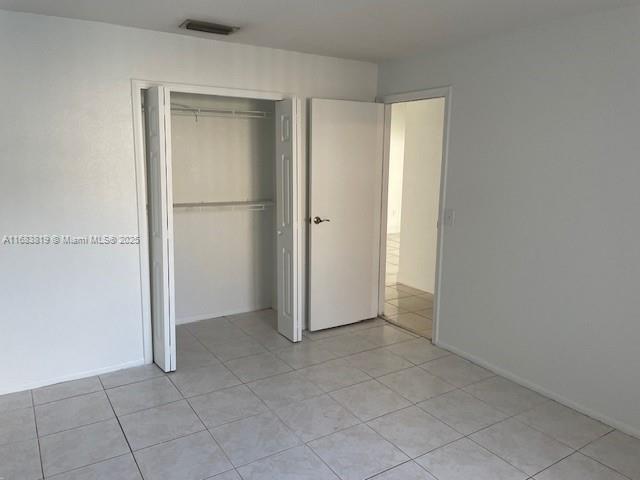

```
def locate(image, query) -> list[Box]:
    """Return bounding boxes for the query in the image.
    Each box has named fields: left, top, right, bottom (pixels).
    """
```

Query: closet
left=142, top=85, right=302, bottom=371
left=170, top=92, right=277, bottom=323
left=142, top=83, right=389, bottom=372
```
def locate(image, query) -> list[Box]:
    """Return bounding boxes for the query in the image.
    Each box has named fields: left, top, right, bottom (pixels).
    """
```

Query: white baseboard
left=176, top=313, right=224, bottom=325
left=177, top=305, right=274, bottom=325
left=435, top=340, right=640, bottom=440
left=0, top=358, right=146, bottom=396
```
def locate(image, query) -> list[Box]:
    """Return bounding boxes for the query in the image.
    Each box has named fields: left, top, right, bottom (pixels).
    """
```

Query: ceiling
left=1, top=0, right=637, bottom=61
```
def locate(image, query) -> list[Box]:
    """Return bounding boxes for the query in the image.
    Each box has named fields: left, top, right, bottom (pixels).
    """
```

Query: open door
left=144, top=86, right=176, bottom=371
left=275, top=98, right=302, bottom=342
left=309, top=99, right=384, bottom=331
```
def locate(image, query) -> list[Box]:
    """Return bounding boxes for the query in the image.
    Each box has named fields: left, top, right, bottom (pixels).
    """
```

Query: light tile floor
left=1, top=309, right=638, bottom=479
left=384, top=233, right=434, bottom=339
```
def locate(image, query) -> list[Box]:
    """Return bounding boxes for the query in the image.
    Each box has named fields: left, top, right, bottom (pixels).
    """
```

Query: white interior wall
left=397, top=99, right=444, bottom=293
left=171, top=94, right=275, bottom=204
left=386, top=104, right=405, bottom=234
left=170, top=93, right=276, bottom=323
left=173, top=209, right=275, bottom=323
left=378, top=4, right=640, bottom=436
left=0, top=10, right=377, bottom=395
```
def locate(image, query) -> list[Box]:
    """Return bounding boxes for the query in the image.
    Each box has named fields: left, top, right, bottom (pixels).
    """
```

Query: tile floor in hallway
left=2, top=309, right=640, bottom=480
left=384, top=233, right=434, bottom=339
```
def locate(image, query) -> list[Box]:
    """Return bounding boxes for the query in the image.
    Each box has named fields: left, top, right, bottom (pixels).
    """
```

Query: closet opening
left=138, top=83, right=302, bottom=372
left=170, top=93, right=278, bottom=324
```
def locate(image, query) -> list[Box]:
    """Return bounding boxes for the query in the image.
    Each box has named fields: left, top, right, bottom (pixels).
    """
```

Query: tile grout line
left=182, top=392, right=239, bottom=478
left=206, top=339, right=272, bottom=364
left=37, top=416, right=120, bottom=441
left=303, top=319, right=392, bottom=342
left=364, top=458, right=447, bottom=480
left=126, top=427, right=208, bottom=455
left=31, top=384, right=104, bottom=408
left=465, top=434, right=572, bottom=479
left=528, top=446, right=634, bottom=480
left=306, top=334, right=423, bottom=360
left=304, top=442, right=345, bottom=480
left=33, top=392, right=118, bottom=438
left=435, top=391, right=596, bottom=479
left=42, top=453, right=135, bottom=480
left=575, top=431, right=635, bottom=480
left=97, top=375, right=146, bottom=480
left=38, top=433, right=139, bottom=478
left=100, top=372, right=165, bottom=390
left=170, top=362, right=245, bottom=398
left=30, top=390, right=45, bottom=480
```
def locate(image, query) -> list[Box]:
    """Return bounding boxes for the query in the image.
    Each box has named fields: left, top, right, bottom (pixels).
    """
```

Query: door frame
left=131, top=79, right=304, bottom=364
left=376, top=86, right=452, bottom=344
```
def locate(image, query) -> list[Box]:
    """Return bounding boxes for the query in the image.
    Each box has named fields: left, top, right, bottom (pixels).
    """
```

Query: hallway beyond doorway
left=383, top=233, right=434, bottom=339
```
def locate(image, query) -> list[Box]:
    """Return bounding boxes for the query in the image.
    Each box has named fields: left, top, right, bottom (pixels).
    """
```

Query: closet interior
left=168, top=92, right=278, bottom=324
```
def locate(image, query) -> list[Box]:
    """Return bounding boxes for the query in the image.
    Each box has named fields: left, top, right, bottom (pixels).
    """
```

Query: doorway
left=134, top=82, right=303, bottom=372
left=379, top=91, right=449, bottom=341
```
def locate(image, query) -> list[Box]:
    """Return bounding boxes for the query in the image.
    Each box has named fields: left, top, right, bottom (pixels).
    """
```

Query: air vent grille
left=180, top=20, right=238, bottom=36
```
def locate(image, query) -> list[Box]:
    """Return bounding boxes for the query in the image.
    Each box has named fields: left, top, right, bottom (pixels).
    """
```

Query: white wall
left=386, top=104, right=405, bottom=234
left=379, top=5, right=640, bottom=436
left=173, top=209, right=275, bottom=323
left=0, top=10, right=377, bottom=395
left=397, top=99, right=444, bottom=293
left=170, top=93, right=276, bottom=323
left=170, top=94, right=276, bottom=205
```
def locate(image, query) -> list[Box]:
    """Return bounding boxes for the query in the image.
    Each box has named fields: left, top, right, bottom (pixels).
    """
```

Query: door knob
left=313, top=216, right=330, bottom=225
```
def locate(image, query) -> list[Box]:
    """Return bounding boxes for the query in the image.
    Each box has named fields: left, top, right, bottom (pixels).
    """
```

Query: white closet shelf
left=173, top=200, right=275, bottom=211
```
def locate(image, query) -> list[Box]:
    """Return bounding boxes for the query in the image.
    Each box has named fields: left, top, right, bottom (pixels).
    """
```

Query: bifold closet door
left=309, top=99, right=384, bottom=331
left=144, top=86, right=176, bottom=371
left=275, top=98, right=302, bottom=342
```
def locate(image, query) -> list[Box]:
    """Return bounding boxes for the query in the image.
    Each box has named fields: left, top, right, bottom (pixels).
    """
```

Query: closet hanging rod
left=141, top=103, right=271, bottom=119
left=173, top=199, right=275, bottom=209
left=170, top=102, right=271, bottom=119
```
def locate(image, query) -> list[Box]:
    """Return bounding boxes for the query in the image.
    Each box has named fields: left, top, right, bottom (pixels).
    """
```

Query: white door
left=309, top=99, right=385, bottom=331
left=144, top=86, right=176, bottom=371
left=275, top=98, right=302, bottom=341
